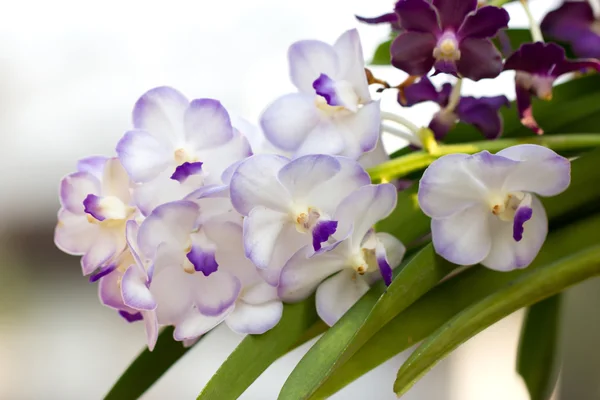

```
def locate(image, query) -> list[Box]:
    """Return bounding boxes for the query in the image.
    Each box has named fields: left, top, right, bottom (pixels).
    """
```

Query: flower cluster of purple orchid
left=55, top=0, right=588, bottom=350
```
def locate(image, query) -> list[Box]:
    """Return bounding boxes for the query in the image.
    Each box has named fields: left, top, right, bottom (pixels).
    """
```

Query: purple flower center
left=433, top=32, right=461, bottom=62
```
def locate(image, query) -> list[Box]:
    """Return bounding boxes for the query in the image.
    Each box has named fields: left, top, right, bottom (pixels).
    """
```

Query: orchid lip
left=433, top=32, right=461, bottom=62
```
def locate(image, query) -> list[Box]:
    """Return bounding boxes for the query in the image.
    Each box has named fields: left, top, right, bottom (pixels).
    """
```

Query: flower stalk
left=368, top=134, right=600, bottom=182
left=520, top=0, right=544, bottom=43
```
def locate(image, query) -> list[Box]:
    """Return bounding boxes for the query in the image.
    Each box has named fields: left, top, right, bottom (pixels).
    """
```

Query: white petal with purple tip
left=288, top=40, right=340, bottom=93
left=191, top=271, right=241, bottom=316
left=226, top=300, right=283, bottom=334
left=54, top=208, right=99, bottom=255
left=59, top=172, right=101, bottom=214
left=174, top=309, right=232, bottom=341
left=333, top=29, right=371, bottom=102
left=122, top=264, right=156, bottom=311
left=243, top=207, right=288, bottom=270
left=277, top=154, right=341, bottom=200
left=116, top=130, right=171, bottom=183
left=132, top=86, right=188, bottom=143
left=316, top=269, right=370, bottom=326
left=260, top=93, right=321, bottom=151
left=184, top=99, right=234, bottom=148
left=498, top=144, right=571, bottom=196
left=431, top=205, right=492, bottom=266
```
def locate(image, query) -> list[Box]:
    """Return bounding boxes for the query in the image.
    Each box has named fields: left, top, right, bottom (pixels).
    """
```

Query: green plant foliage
left=517, top=295, right=562, bottom=400
left=104, top=327, right=198, bottom=400
left=393, top=246, right=600, bottom=396
left=314, top=215, right=600, bottom=398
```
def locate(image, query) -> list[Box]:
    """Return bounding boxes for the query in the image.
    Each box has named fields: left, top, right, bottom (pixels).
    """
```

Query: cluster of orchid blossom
left=55, top=0, right=583, bottom=350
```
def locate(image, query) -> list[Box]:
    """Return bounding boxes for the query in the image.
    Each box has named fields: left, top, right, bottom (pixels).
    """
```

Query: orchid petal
left=316, top=269, right=370, bottom=326
left=192, top=271, right=241, bottom=316
left=194, top=130, right=251, bottom=186
left=142, top=310, right=159, bottom=351
left=77, top=156, right=108, bottom=179
left=395, top=0, right=440, bottom=33
left=150, top=266, right=194, bottom=325
left=431, top=205, right=492, bottom=266
left=101, top=158, right=131, bottom=202
left=457, top=5, right=509, bottom=39
left=174, top=309, right=231, bottom=341
left=334, top=100, right=381, bottom=158
left=457, top=38, right=503, bottom=81
left=116, top=130, right=171, bottom=183
left=122, top=264, right=156, bottom=311
left=292, top=119, right=346, bottom=158
left=138, top=201, right=199, bottom=258
left=390, top=31, right=437, bottom=76
left=81, top=229, right=122, bottom=275
left=229, top=154, right=290, bottom=215
left=54, top=208, right=99, bottom=256
left=498, top=144, right=571, bottom=196
left=59, top=172, right=101, bottom=214
left=98, top=269, right=125, bottom=309
left=184, top=98, right=234, bottom=148
left=226, top=300, right=284, bottom=334
left=260, top=93, right=321, bottom=152
left=288, top=40, right=340, bottom=93
left=132, top=86, right=188, bottom=143
left=482, top=196, right=547, bottom=271
left=243, top=207, right=288, bottom=270
left=332, top=29, right=371, bottom=101
left=277, top=154, right=341, bottom=199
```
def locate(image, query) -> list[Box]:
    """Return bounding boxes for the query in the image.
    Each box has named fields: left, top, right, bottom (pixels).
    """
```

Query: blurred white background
left=2, top=0, right=600, bottom=399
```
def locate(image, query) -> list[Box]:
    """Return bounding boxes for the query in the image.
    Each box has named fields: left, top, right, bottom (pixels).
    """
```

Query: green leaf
left=313, top=146, right=600, bottom=397
left=517, top=295, right=562, bottom=400
left=315, top=214, right=600, bottom=398
left=394, top=245, right=600, bottom=396
left=198, top=298, right=318, bottom=400
left=370, top=40, right=392, bottom=65
left=105, top=327, right=198, bottom=400
left=278, top=246, right=455, bottom=399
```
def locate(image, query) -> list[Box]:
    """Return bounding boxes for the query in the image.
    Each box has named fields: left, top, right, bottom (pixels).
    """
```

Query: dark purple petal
left=400, top=76, right=440, bottom=106
left=356, top=12, right=402, bottom=31
left=395, top=0, right=441, bottom=33
left=312, top=74, right=340, bottom=106
left=571, top=30, right=600, bottom=59
left=170, top=161, right=204, bottom=183
left=457, top=96, right=509, bottom=140
left=83, top=194, right=105, bottom=221
left=312, top=220, right=338, bottom=251
left=119, top=310, right=143, bottom=323
left=504, top=42, right=565, bottom=75
left=458, top=6, right=510, bottom=39
left=433, top=59, right=459, bottom=77
left=375, top=241, right=394, bottom=286
left=429, top=111, right=457, bottom=140
left=457, top=38, right=503, bottom=80
left=541, top=1, right=594, bottom=43
left=437, top=82, right=452, bottom=107
left=553, top=58, right=600, bottom=77
left=187, top=245, right=219, bottom=276
left=513, top=205, right=533, bottom=242
left=391, top=31, right=437, bottom=75
left=89, top=263, right=117, bottom=283
left=433, top=0, right=477, bottom=30
left=515, top=82, right=543, bottom=135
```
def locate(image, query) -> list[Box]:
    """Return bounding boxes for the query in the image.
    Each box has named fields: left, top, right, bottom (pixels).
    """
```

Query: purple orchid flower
left=402, top=76, right=510, bottom=140
left=419, top=145, right=571, bottom=271
left=390, top=0, right=509, bottom=80
left=541, top=1, right=600, bottom=59
left=504, top=42, right=600, bottom=134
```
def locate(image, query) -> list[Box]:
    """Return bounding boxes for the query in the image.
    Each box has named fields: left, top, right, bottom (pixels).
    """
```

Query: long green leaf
left=315, top=214, right=600, bottom=398
left=278, top=245, right=454, bottom=400
left=198, top=298, right=318, bottom=400
left=283, top=146, right=600, bottom=399
left=517, top=295, right=562, bottom=400
left=394, top=245, right=600, bottom=396
left=105, top=327, right=198, bottom=400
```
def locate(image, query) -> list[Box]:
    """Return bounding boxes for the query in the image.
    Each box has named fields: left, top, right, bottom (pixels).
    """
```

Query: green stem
left=520, top=0, right=544, bottom=42
left=368, top=134, right=600, bottom=182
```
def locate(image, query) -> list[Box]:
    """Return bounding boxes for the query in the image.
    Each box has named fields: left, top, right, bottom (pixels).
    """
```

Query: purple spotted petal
left=401, top=76, right=440, bottom=106
left=504, top=42, right=566, bottom=75
left=187, top=245, right=219, bottom=276
left=433, top=0, right=477, bottom=30
left=391, top=31, right=437, bottom=76
left=395, top=0, right=440, bottom=33
left=89, top=263, right=117, bottom=283
left=170, top=161, right=204, bottom=183
left=119, top=310, right=143, bottom=323
left=457, top=6, right=509, bottom=39
left=513, top=205, right=533, bottom=242
left=313, top=74, right=340, bottom=106
left=312, top=220, right=338, bottom=251
left=375, top=241, right=393, bottom=286
left=83, top=194, right=105, bottom=221
left=457, top=38, right=503, bottom=81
